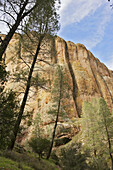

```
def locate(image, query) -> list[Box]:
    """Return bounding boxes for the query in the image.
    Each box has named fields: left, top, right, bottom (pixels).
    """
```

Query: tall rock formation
left=3, top=34, right=113, bottom=145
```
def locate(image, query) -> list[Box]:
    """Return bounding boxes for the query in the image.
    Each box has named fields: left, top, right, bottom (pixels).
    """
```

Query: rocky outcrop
left=3, top=34, right=113, bottom=145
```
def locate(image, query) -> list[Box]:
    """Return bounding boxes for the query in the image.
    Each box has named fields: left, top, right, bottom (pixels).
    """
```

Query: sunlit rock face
left=4, top=34, right=113, bottom=145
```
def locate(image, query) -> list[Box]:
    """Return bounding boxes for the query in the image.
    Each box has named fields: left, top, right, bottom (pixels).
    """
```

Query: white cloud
left=83, top=5, right=112, bottom=49
left=0, top=22, right=8, bottom=34
left=59, top=0, right=113, bottom=49
left=59, top=0, right=104, bottom=28
left=60, top=0, right=72, bottom=12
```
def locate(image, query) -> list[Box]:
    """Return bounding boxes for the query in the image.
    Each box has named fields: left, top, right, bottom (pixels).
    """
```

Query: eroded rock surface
left=3, top=34, right=113, bottom=145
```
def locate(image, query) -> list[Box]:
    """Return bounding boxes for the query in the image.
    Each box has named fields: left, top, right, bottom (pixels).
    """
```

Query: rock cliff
left=3, top=33, right=113, bottom=145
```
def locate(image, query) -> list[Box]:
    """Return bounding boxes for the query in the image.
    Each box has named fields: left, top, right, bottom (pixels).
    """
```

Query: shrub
left=29, top=137, right=51, bottom=159
left=0, top=90, right=19, bottom=149
left=60, top=143, right=89, bottom=170
left=51, top=151, right=59, bottom=165
left=89, top=157, right=110, bottom=170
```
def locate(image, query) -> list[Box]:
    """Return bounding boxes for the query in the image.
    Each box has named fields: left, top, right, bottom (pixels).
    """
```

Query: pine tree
left=8, top=0, right=60, bottom=150
left=0, top=61, right=19, bottom=150
left=98, top=98, right=113, bottom=170
left=47, top=65, right=71, bottom=159
left=81, top=101, right=101, bottom=157
left=80, top=98, right=113, bottom=169
left=0, top=90, right=19, bottom=149
left=0, top=0, right=60, bottom=61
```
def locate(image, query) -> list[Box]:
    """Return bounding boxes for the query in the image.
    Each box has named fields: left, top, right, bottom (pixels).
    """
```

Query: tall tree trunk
left=47, top=69, right=63, bottom=160
left=8, top=36, right=44, bottom=150
left=0, top=20, right=22, bottom=61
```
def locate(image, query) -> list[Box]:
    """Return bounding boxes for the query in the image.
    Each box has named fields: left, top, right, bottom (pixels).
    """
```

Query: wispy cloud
left=83, top=5, right=112, bottom=49
left=59, top=0, right=112, bottom=49
left=59, top=0, right=104, bottom=28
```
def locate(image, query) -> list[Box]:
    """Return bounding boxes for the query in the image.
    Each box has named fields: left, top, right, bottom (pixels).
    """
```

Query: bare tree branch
left=7, top=0, right=18, bottom=15
left=19, top=56, right=31, bottom=69
left=0, top=36, right=3, bottom=43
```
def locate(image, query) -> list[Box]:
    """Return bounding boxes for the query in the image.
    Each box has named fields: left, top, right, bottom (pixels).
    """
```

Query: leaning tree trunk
left=47, top=70, right=63, bottom=160
left=0, top=0, right=37, bottom=61
left=8, top=35, right=44, bottom=150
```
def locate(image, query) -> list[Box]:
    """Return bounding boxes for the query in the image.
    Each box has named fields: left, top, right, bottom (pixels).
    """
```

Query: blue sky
left=58, top=0, right=113, bottom=70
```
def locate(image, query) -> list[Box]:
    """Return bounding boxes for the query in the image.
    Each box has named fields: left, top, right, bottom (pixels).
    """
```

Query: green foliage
left=89, top=157, right=110, bottom=170
left=33, top=112, right=44, bottom=138
left=0, top=90, right=19, bottom=149
left=13, top=67, right=47, bottom=90
left=50, top=151, right=59, bottom=164
left=81, top=101, right=101, bottom=154
left=13, top=69, right=28, bottom=83
left=60, top=143, right=89, bottom=170
left=98, top=98, right=113, bottom=140
left=31, top=73, right=47, bottom=89
left=0, top=60, right=19, bottom=150
left=80, top=98, right=113, bottom=169
left=0, top=156, right=21, bottom=170
left=0, top=151, right=58, bottom=170
left=48, top=65, right=71, bottom=117
left=29, top=137, right=51, bottom=158
left=46, top=65, right=71, bottom=159
left=0, top=0, right=61, bottom=152
left=27, top=0, right=60, bottom=35
left=0, top=63, right=8, bottom=92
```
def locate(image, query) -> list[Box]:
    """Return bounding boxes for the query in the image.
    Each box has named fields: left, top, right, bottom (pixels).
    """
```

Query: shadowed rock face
left=4, top=34, right=113, bottom=145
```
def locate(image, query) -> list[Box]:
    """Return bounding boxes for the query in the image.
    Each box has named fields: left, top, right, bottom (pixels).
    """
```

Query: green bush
left=89, top=157, right=110, bottom=170
left=51, top=151, right=59, bottom=165
left=2, top=151, right=44, bottom=169
left=0, top=90, right=19, bottom=149
left=29, top=137, right=51, bottom=159
left=60, top=143, right=89, bottom=170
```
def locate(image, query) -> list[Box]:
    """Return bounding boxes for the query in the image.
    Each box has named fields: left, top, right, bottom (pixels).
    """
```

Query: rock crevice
left=64, top=41, right=80, bottom=118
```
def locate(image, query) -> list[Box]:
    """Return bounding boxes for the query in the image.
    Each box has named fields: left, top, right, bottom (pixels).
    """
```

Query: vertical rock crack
left=64, top=41, right=80, bottom=118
